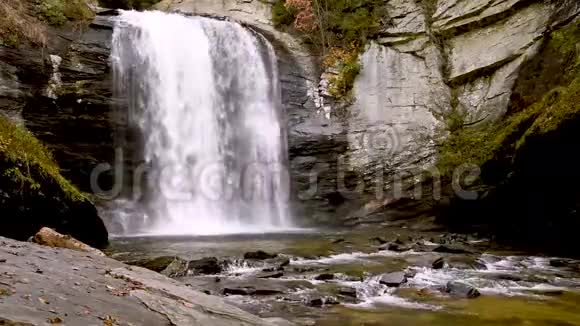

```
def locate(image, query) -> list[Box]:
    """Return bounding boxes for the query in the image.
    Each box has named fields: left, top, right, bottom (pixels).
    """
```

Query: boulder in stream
left=128, top=256, right=178, bottom=273
left=446, top=281, right=481, bottom=299
left=432, top=257, right=445, bottom=269
left=379, top=272, right=407, bottom=287
left=244, top=251, right=278, bottom=260
left=188, top=257, right=222, bottom=275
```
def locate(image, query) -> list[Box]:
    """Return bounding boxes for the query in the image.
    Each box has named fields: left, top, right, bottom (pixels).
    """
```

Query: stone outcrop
left=301, top=0, right=580, bottom=224
left=0, top=236, right=288, bottom=325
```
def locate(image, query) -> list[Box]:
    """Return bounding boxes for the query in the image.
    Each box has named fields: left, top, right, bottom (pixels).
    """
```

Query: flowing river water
left=108, top=227, right=580, bottom=326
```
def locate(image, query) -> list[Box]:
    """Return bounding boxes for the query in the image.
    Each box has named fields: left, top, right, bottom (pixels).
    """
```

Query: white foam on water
left=291, top=250, right=421, bottom=266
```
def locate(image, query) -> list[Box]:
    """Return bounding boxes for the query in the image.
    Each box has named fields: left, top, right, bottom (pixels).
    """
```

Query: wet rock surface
left=379, top=272, right=407, bottom=287
left=446, top=281, right=481, bottom=299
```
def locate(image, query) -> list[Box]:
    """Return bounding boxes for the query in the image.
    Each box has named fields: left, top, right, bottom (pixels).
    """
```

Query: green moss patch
left=37, top=0, right=94, bottom=27
left=438, top=19, right=580, bottom=181
left=0, top=116, right=85, bottom=202
left=438, top=70, right=580, bottom=180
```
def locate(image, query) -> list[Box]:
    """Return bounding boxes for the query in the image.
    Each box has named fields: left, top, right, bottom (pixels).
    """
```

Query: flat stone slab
left=0, top=237, right=288, bottom=326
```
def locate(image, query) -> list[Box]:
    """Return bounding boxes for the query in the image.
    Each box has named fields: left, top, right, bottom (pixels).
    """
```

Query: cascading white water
left=111, top=11, right=292, bottom=235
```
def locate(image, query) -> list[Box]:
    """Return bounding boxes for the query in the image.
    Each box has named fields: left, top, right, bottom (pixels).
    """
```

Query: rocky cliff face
left=156, top=0, right=580, bottom=226
left=2, top=0, right=579, bottom=231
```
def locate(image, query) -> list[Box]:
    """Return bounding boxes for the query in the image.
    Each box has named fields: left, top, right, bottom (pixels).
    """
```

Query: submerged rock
left=447, top=256, right=487, bottom=270
left=338, top=287, right=358, bottom=298
left=432, top=257, right=445, bottom=269
left=433, top=245, right=474, bottom=254
left=381, top=242, right=413, bottom=252
left=307, top=296, right=339, bottom=307
left=256, top=271, right=284, bottom=279
left=446, top=281, right=481, bottom=299
left=244, top=251, right=278, bottom=260
left=370, top=237, right=388, bottom=245
left=379, top=272, right=407, bottom=287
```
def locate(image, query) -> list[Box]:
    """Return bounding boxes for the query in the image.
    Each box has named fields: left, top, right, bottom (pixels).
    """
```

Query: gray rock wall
left=2, top=0, right=579, bottom=227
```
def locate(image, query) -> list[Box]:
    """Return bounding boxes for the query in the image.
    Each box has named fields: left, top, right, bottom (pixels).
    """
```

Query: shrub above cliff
left=0, top=0, right=94, bottom=47
left=37, top=0, right=94, bottom=26
left=272, top=0, right=386, bottom=99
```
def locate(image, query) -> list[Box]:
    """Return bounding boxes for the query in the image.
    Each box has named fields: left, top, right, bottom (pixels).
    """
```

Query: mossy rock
left=0, top=116, right=108, bottom=248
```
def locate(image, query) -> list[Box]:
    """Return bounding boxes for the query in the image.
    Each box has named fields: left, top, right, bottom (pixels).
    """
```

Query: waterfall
left=111, top=11, right=292, bottom=235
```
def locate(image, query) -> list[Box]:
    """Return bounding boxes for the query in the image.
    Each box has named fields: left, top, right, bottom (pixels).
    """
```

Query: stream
left=107, top=227, right=580, bottom=325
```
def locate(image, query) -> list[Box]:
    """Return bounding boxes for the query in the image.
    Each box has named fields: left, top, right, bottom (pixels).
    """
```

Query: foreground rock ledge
left=0, top=237, right=289, bottom=326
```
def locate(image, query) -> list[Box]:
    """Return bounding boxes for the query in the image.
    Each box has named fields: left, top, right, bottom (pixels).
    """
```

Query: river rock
left=314, top=273, right=335, bottom=281
left=379, top=272, right=407, bottom=287
left=127, top=256, right=179, bottom=272
left=160, top=257, right=190, bottom=278
left=308, top=296, right=339, bottom=307
left=32, top=227, right=105, bottom=257
left=381, top=242, right=413, bottom=252
left=433, top=244, right=474, bottom=254
left=432, top=257, right=445, bottom=269
left=263, top=256, right=291, bottom=269
left=549, top=259, right=579, bottom=270
left=447, top=256, right=487, bottom=270
left=446, top=281, right=481, bottom=299
left=223, top=286, right=283, bottom=296
left=256, top=271, right=284, bottom=279
left=244, top=251, right=278, bottom=260
left=338, top=287, right=358, bottom=298
left=188, top=257, right=222, bottom=275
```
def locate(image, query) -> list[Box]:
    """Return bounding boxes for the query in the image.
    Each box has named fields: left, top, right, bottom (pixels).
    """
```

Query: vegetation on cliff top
left=0, top=116, right=85, bottom=202
left=272, top=0, right=386, bottom=98
left=0, top=0, right=94, bottom=47
left=437, top=19, right=580, bottom=180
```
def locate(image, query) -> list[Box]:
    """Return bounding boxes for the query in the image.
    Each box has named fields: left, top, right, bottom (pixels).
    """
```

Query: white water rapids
left=111, top=11, right=292, bottom=235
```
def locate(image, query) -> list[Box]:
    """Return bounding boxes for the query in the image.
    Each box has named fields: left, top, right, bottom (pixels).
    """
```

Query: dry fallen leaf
left=101, top=315, right=118, bottom=326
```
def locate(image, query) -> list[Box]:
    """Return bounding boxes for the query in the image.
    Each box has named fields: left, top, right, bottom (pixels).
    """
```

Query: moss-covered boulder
left=0, top=116, right=108, bottom=249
